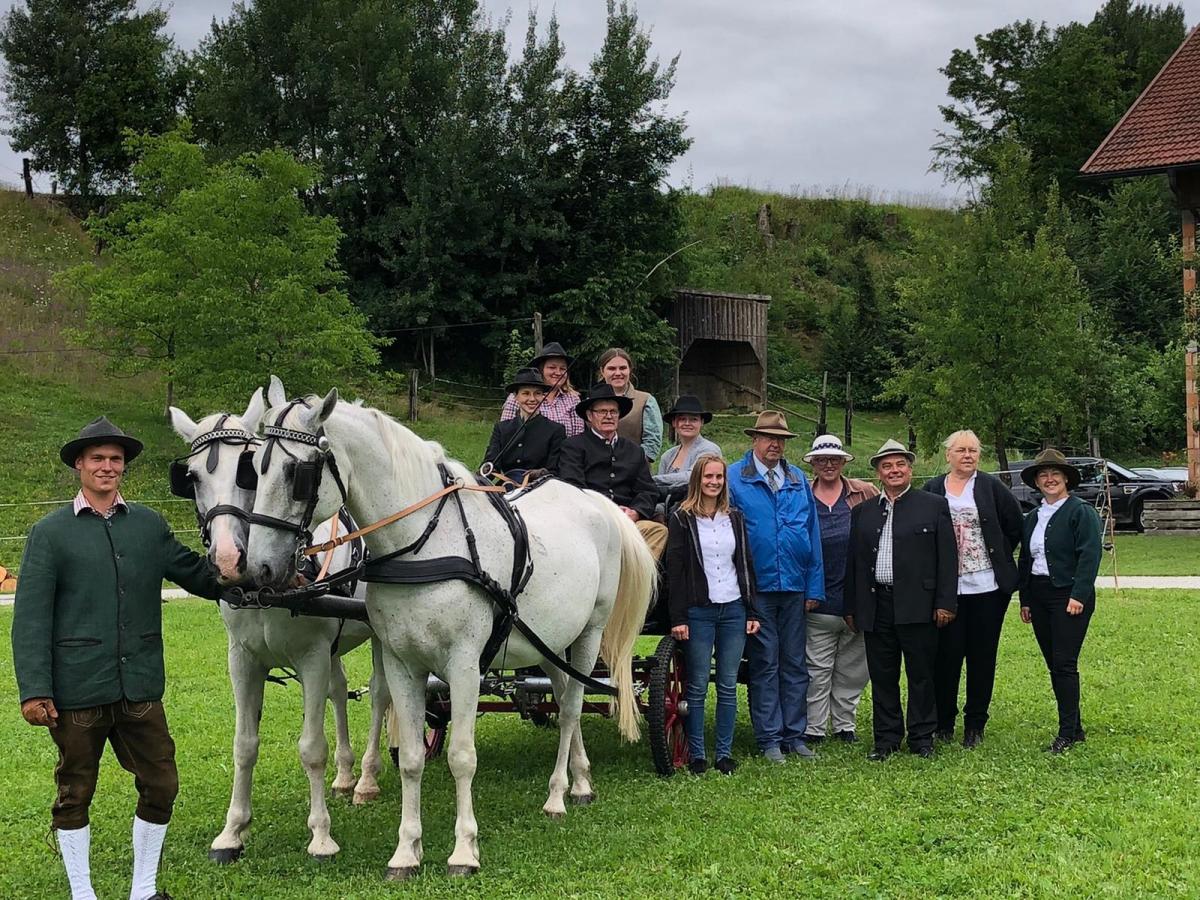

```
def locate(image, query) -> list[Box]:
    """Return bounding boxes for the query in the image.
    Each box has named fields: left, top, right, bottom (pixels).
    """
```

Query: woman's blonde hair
left=597, top=347, right=636, bottom=384
left=678, top=454, right=730, bottom=517
left=943, top=429, right=981, bottom=455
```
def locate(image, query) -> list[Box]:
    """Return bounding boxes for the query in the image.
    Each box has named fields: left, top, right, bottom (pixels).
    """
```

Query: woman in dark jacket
left=923, top=429, right=1023, bottom=748
left=481, top=368, right=565, bottom=483
left=1016, top=448, right=1102, bottom=754
left=666, top=454, right=760, bottom=775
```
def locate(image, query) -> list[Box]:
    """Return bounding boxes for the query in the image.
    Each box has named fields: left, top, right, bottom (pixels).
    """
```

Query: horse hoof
left=208, top=847, right=243, bottom=865
left=571, top=792, right=596, bottom=806
left=447, top=864, right=479, bottom=877
left=331, top=786, right=355, bottom=798
left=544, top=809, right=565, bottom=821
left=310, top=853, right=336, bottom=863
left=352, top=788, right=380, bottom=805
left=386, top=865, right=420, bottom=881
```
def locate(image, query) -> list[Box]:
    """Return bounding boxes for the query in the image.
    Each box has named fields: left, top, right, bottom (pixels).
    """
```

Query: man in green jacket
left=13, top=417, right=220, bottom=900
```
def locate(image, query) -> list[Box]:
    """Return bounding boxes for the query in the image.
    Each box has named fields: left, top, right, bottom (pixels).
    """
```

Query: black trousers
left=934, top=589, right=1010, bottom=733
left=1026, top=576, right=1093, bottom=740
left=864, top=587, right=938, bottom=751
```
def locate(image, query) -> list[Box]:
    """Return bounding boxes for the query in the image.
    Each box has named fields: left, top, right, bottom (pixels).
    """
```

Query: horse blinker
left=235, top=452, right=259, bottom=491
left=169, top=462, right=196, bottom=499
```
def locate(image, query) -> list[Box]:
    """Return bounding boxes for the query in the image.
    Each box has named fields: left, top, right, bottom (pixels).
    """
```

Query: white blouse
left=695, top=512, right=741, bottom=604
left=945, top=474, right=998, bottom=595
left=1029, top=496, right=1068, bottom=576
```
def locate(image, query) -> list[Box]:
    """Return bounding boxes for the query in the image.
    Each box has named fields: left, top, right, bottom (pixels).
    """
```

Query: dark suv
left=1006, top=457, right=1178, bottom=532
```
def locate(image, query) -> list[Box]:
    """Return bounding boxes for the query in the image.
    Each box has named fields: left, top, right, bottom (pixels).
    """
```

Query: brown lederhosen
left=49, top=699, right=178, bottom=829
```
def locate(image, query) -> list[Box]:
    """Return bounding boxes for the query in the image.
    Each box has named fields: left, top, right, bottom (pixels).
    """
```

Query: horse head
left=168, top=388, right=266, bottom=584
left=245, top=379, right=345, bottom=589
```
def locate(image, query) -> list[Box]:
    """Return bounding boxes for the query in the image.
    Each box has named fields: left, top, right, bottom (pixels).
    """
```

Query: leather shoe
left=911, top=745, right=935, bottom=759
left=714, top=757, right=737, bottom=775
left=1046, top=735, right=1075, bottom=754
left=803, top=733, right=825, bottom=744
left=867, top=745, right=898, bottom=761
left=834, top=730, right=857, bottom=743
left=784, top=742, right=817, bottom=759
left=762, top=746, right=786, bottom=763
left=962, top=729, right=983, bottom=749
left=934, top=729, right=954, bottom=743
left=688, top=757, right=708, bottom=775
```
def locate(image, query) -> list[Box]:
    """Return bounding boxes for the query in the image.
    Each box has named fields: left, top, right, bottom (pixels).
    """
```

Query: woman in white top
left=922, top=430, right=1023, bottom=748
left=1016, top=448, right=1102, bottom=754
left=655, top=395, right=722, bottom=491
left=665, top=455, right=760, bottom=775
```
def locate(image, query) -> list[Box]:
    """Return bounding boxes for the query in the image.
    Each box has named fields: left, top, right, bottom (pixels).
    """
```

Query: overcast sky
left=2, top=0, right=1198, bottom=202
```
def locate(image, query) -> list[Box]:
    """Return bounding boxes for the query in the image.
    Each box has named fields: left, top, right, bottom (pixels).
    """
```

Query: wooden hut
left=671, top=289, right=769, bottom=410
left=1081, top=24, right=1200, bottom=486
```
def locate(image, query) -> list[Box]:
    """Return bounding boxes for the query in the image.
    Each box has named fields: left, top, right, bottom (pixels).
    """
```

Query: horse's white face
left=245, top=383, right=343, bottom=589
left=169, top=389, right=266, bottom=584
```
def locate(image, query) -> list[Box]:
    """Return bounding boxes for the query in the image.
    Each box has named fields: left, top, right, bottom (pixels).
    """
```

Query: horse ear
left=316, top=388, right=339, bottom=425
left=267, top=375, right=287, bottom=407
left=242, top=387, right=265, bottom=432
left=169, top=406, right=198, bottom=443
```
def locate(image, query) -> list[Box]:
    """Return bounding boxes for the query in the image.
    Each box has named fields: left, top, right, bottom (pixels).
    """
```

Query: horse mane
left=328, top=399, right=475, bottom=489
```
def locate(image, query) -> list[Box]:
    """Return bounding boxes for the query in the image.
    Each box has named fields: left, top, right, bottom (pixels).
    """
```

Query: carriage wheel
left=388, top=710, right=448, bottom=767
left=647, top=635, right=689, bottom=776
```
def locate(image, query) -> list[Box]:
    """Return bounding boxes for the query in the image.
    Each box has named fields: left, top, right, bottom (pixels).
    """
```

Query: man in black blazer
left=845, top=439, right=958, bottom=759
left=557, top=383, right=667, bottom=559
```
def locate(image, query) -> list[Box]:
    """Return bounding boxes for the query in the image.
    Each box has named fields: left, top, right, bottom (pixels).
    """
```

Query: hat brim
left=665, top=411, right=713, bottom=424
left=869, top=449, right=916, bottom=467
left=506, top=379, right=549, bottom=395
left=530, top=351, right=574, bottom=369
left=804, top=449, right=853, bottom=462
left=744, top=427, right=797, bottom=439
left=576, top=395, right=635, bottom=420
left=1021, top=462, right=1081, bottom=491
left=60, top=435, right=143, bottom=468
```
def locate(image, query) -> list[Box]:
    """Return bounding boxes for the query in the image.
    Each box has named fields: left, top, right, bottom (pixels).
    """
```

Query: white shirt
left=945, top=474, right=998, bottom=594
left=1030, top=496, right=1068, bottom=576
left=752, top=454, right=782, bottom=489
left=876, top=487, right=910, bottom=586
left=695, top=512, right=741, bottom=604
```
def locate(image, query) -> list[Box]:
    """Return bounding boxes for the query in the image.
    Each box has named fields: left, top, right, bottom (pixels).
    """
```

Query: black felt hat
left=529, top=341, right=574, bottom=369
left=575, top=383, right=634, bottom=420
left=60, top=416, right=144, bottom=467
left=506, top=367, right=549, bottom=395
left=663, top=395, right=712, bottom=424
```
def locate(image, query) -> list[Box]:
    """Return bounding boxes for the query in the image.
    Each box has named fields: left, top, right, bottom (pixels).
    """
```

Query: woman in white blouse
left=665, top=455, right=760, bottom=775
left=922, top=430, right=1023, bottom=748
left=1016, top=448, right=1102, bottom=754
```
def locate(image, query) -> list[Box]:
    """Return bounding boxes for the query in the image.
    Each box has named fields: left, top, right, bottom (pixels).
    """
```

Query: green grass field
left=1, top=591, right=1198, bottom=898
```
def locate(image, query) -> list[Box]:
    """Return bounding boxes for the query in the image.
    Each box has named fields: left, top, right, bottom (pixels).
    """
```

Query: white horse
left=169, top=390, right=390, bottom=862
left=244, top=378, right=656, bottom=878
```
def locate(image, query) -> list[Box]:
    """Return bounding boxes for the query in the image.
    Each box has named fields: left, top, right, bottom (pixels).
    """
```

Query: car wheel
left=1132, top=499, right=1146, bottom=533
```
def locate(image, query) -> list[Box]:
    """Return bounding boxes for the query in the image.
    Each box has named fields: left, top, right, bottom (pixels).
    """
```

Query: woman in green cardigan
left=1016, top=449, right=1103, bottom=754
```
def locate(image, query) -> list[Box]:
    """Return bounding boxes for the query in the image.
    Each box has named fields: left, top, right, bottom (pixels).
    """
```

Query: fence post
left=844, top=373, right=853, bottom=445
left=408, top=369, right=420, bottom=422
left=22, top=159, right=33, bottom=197
left=817, top=370, right=828, bottom=436
left=532, top=312, right=543, bottom=356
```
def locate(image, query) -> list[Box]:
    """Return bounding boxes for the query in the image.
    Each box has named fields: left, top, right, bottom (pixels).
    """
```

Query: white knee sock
left=57, top=825, right=97, bottom=900
left=130, top=816, right=168, bottom=900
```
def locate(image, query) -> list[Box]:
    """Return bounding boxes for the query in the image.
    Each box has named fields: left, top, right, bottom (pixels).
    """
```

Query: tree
left=931, top=2, right=1185, bottom=199
left=0, top=0, right=182, bottom=207
left=59, top=128, right=383, bottom=411
left=822, top=248, right=901, bottom=408
left=889, top=144, right=1093, bottom=472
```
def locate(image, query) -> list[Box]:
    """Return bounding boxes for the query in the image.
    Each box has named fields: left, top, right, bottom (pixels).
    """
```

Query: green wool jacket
left=1017, top=495, right=1103, bottom=606
left=12, top=502, right=221, bottom=710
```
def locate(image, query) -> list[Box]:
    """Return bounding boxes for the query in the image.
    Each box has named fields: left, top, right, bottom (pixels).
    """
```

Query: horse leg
left=210, top=647, right=267, bottom=863
left=383, top=655, right=426, bottom=880
left=543, top=630, right=600, bottom=817
left=353, top=637, right=389, bottom=805
left=298, top=655, right=340, bottom=859
left=445, top=657, right=482, bottom=875
left=548, top=666, right=597, bottom=805
left=328, top=656, right=358, bottom=797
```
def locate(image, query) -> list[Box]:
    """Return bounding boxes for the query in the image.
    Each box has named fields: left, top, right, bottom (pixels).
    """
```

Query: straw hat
left=868, top=438, right=915, bottom=468
left=804, top=434, right=853, bottom=462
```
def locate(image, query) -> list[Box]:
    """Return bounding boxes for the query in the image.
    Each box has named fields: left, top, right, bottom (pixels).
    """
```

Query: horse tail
left=598, top=503, right=658, bottom=742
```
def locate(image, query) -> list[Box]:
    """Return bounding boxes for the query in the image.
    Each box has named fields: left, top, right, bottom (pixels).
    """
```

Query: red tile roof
left=1082, top=25, right=1200, bottom=177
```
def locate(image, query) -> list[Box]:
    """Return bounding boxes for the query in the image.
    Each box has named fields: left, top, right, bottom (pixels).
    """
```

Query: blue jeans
left=747, top=591, right=810, bottom=750
left=684, top=601, right=749, bottom=761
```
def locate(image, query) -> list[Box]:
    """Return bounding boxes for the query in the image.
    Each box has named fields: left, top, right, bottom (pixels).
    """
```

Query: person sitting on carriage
left=482, top=367, right=566, bottom=485
left=498, top=341, right=583, bottom=438
left=655, top=394, right=722, bottom=495
left=557, top=383, right=668, bottom=561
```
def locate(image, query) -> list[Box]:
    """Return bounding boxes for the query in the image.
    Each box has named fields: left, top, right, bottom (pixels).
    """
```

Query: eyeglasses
left=811, top=457, right=843, bottom=466
left=592, top=410, right=620, bottom=419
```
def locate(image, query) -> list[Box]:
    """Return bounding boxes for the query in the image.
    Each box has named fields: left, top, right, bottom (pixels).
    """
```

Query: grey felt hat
left=60, top=416, right=144, bottom=467
left=868, top=438, right=915, bottom=468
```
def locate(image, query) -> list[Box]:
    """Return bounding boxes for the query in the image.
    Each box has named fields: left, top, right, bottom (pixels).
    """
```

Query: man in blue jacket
left=728, top=411, right=825, bottom=762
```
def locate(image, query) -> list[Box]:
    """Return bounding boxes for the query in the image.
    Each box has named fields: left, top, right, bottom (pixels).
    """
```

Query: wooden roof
left=1082, top=25, right=1200, bottom=178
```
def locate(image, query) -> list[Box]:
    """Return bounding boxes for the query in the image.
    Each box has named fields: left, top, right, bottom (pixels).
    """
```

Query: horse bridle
left=168, top=414, right=262, bottom=548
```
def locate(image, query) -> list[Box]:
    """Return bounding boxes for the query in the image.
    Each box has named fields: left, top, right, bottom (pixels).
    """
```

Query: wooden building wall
left=672, top=289, right=769, bottom=410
